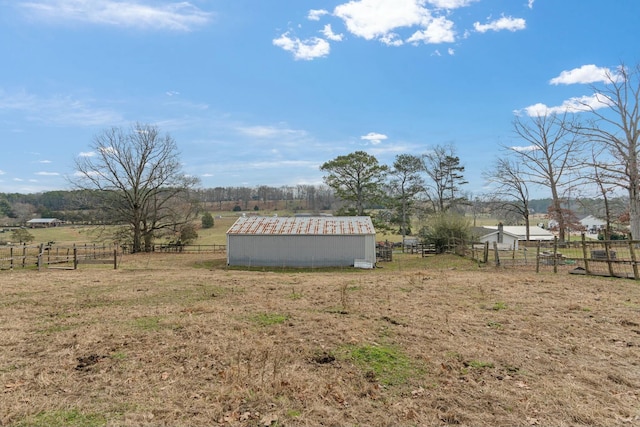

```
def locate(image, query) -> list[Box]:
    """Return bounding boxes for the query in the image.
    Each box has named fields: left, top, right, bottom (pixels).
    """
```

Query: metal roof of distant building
left=26, top=218, right=61, bottom=223
left=226, top=216, right=375, bottom=235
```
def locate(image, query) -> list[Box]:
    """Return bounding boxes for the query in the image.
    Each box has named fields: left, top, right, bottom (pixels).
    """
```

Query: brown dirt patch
left=1, top=253, right=639, bottom=426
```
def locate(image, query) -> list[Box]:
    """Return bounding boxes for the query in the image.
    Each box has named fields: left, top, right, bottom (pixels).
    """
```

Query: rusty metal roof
left=226, top=216, right=375, bottom=235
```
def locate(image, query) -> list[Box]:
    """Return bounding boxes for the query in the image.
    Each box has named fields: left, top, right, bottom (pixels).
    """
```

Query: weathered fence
left=119, top=243, right=226, bottom=254
left=0, top=243, right=119, bottom=270
left=0, top=243, right=228, bottom=271
left=453, top=234, right=640, bottom=279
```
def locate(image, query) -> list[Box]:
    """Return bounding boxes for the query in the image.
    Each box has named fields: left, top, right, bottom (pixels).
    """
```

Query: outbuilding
left=26, top=218, right=62, bottom=228
left=226, top=216, right=377, bottom=268
left=473, top=223, right=555, bottom=250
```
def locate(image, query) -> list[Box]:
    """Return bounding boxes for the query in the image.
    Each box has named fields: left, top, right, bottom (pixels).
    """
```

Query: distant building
left=226, top=216, right=376, bottom=268
left=472, top=223, right=555, bottom=250
left=580, top=215, right=606, bottom=234
left=26, top=218, right=62, bottom=228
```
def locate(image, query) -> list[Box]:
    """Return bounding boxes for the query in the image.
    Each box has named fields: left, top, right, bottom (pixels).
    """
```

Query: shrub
left=418, top=212, right=470, bottom=253
left=201, top=212, right=214, bottom=229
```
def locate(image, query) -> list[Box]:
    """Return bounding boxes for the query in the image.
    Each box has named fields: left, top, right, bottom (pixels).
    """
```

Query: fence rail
left=452, top=234, right=640, bottom=279
left=0, top=243, right=227, bottom=271
left=0, top=243, right=119, bottom=270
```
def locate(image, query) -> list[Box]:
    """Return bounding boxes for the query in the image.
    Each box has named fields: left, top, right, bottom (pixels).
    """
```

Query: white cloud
left=549, top=64, right=618, bottom=85
left=447, top=47, right=455, bottom=55
left=237, top=125, right=307, bottom=139
left=35, top=171, right=60, bottom=176
left=406, top=16, right=455, bottom=44
left=474, top=15, right=526, bottom=33
left=78, top=151, right=96, bottom=157
left=527, top=0, right=535, bottom=9
left=517, top=94, right=611, bottom=117
left=308, top=9, right=329, bottom=21
left=380, top=33, right=404, bottom=46
left=247, top=160, right=317, bottom=169
left=165, top=91, right=180, bottom=96
left=38, top=160, right=52, bottom=164
left=273, top=32, right=331, bottom=60
left=0, top=90, right=123, bottom=126
left=0, top=170, right=5, bottom=175
left=361, top=132, right=388, bottom=145
left=19, top=0, right=213, bottom=31
left=277, top=0, right=528, bottom=59
left=334, top=0, right=432, bottom=41
left=322, top=24, right=344, bottom=42
left=426, top=0, right=477, bottom=8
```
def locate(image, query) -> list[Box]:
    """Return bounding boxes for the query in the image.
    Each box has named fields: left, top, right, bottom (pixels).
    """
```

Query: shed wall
left=227, top=234, right=376, bottom=267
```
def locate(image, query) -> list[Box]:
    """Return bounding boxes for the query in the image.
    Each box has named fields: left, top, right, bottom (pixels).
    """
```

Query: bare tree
left=422, top=144, right=468, bottom=212
left=509, top=112, right=582, bottom=242
left=574, top=63, right=640, bottom=239
left=483, top=157, right=532, bottom=240
left=73, top=123, right=199, bottom=252
left=388, top=154, right=425, bottom=245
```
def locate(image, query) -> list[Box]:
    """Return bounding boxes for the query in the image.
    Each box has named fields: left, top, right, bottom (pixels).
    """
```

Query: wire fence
left=0, top=243, right=227, bottom=271
left=452, top=235, right=640, bottom=279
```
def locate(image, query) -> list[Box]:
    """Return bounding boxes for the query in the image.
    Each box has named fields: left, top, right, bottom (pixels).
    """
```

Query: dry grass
left=1, top=253, right=639, bottom=426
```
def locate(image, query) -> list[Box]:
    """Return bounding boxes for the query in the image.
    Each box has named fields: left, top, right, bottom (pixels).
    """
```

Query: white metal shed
left=226, top=216, right=377, bottom=268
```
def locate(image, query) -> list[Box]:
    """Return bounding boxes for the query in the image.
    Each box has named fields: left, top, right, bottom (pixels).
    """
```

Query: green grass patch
left=251, top=313, right=289, bottom=326
left=345, top=343, right=416, bottom=386
left=132, top=316, right=162, bottom=331
left=492, top=301, right=507, bottom=311
left=16, top=409, right=106, bottom=427
left=287, top=409, right=302, bottom=418
left=465, top=360, right=495, bottom=369
left=192, top=259, right=227, bottom=269
left=111, top=351, right=127, bottom=360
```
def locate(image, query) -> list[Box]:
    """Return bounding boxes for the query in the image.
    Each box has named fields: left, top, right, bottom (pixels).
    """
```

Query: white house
left=474, top=224, right=555, bottom=250
left=226, top=216, right=377, bottom=268
left=580, top=215, right=606, bottom=233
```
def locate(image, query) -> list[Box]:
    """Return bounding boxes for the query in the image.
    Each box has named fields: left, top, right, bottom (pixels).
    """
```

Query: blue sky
left=0, top=0, right=638, bottom=197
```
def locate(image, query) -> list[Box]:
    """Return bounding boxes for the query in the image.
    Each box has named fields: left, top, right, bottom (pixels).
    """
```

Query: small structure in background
left=472, top=223, right=555, bottom=250
left=26, top=218, right=63, bottom=228
left=226, top=216, right=376, bottom=268
left=579, top=215, right=606, bottom=234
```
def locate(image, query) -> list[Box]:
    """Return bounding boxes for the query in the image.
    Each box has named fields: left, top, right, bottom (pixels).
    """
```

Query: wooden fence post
left=581, top=233, right=590, bottom=275
left=10, top=247, right=13, bottom=269
left=629, top=240, right=639, bottom=279
left=73, top=247, right=78, bottom=270
left=113, top=249, right=117, bottom=270
left=483, top=241, right=489, bottom=264
left=37, top=243, right=43, bottom=271
left=553, top=237, right=558, bottom=274
left=536, top=241, right=541, bottom=273
left=604, top=240, right=615, bottom=277
left=493, top=241, right=500, bottom=267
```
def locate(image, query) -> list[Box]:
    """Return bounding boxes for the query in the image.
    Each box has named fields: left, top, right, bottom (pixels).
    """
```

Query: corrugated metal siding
left=226, top=216, right=376, bottom=267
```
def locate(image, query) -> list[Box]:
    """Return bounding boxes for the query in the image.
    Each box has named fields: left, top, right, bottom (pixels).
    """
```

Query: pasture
left=1, top=251, right=639, bottom=426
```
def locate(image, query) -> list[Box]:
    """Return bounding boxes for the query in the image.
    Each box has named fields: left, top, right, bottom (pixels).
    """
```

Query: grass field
left=1, top=252, right=639, bottom=426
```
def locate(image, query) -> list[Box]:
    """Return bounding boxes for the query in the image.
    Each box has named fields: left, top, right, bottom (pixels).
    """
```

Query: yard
left=1, top=252, right=639, bottom=426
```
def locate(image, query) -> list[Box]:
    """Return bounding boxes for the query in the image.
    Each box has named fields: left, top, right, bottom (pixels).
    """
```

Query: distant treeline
left=0, top=186, right=626, bottom=225
left=0, top=186, right=338, bottom=224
